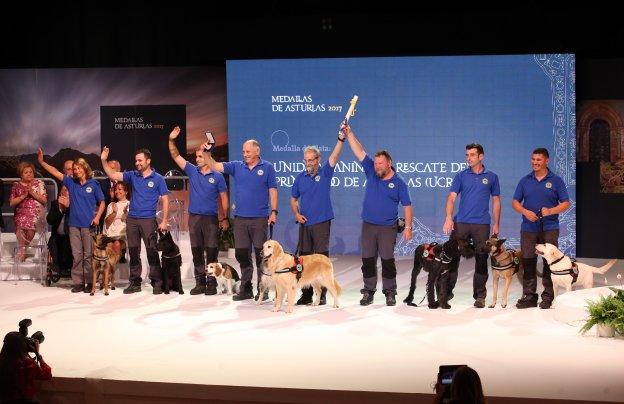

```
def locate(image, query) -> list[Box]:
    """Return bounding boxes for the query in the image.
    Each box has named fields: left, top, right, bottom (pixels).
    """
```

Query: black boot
left=359, top=289, right=374, bottom=306
left=190, top=277, right=206, bottom=295
left=296, top=286, right=314, bottom=305
left=383, top=289, right=396, bottom=306
left=319, top=287, right=327, bottom=305
left=516, top=294, right=538, bottom=309
left=205, top=275, right=218, bottom=295
left=123, top=282, right=141, bottom=294
left=233, top=281, right=253, bottom=301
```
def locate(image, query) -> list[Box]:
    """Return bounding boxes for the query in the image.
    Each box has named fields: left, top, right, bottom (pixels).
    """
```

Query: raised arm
left=37, top=148, right=64, bottom=182
left=100, top=147, right=124, bottom=182
left=327, top=135, right=345, bottom=167
left=343, top=124, right=366, bottom=162
left=201, top=142, right=225, bottom=173
left=168, top=126, right=187, bottom=170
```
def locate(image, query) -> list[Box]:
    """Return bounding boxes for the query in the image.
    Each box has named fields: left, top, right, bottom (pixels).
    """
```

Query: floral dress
left=10, top=180, right=47, bottom=230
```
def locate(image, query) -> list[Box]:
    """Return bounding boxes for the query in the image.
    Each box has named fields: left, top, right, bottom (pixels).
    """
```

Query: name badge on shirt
left=314, top=175, right=320, bottom=182
left=482, top=178, right=489, bottom=185
left=545, top=182, right=552, bottom=189
left=209, top=177, right=215, bottom=184
left=148, top=181, right=155, bottom=188
left=86, top=187, right=93, bottom=193
left=257, top=170, right=264, bottom=176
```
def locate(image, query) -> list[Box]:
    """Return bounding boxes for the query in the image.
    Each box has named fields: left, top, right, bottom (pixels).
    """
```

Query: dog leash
left=268, top=223, right=274, bottom=240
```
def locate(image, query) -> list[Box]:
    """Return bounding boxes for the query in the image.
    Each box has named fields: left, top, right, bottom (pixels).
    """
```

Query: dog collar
left=162, top=252, right=181, bottom=259
left=550, top=255, right=565, bottom=266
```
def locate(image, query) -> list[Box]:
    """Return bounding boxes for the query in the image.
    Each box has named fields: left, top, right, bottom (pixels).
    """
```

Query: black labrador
left=155, top=230, right=184, bottom=294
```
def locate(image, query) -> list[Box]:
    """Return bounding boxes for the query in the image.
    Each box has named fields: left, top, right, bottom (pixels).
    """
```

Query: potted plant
left=218, top=218, right=235, bottom=259
left=579, top=290, right=624, bottom=337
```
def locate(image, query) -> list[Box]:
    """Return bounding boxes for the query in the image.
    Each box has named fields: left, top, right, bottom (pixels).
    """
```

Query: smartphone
left=439, top=365, right=464, bottom=385
left=205, top=131, right=215, bottom=144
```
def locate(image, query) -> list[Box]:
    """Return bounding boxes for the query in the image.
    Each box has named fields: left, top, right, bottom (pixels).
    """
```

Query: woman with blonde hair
left=9, top=161, right=47, bottom=262
left=38, top=150, right=105, bottom=293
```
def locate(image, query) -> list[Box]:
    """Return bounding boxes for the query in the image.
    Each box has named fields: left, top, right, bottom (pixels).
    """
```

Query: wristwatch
left=271, top=209, right=279, bottom=215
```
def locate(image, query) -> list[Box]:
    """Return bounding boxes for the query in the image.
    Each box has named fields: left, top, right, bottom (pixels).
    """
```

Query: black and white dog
left=404, top=236, right=475, bottom=309
left=155, top=230, right=184, bottom=294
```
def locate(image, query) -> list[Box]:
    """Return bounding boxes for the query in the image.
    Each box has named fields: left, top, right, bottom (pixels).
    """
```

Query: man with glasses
left=290, top=133, right=345, bottom=305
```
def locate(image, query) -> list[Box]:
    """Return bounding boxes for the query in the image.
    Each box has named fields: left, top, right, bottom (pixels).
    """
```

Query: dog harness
left=550, top=259, right=579, bottom=284
left=490, top=249, right=520, bottom=274
left=422, top=243, right=438, bottom=261
left=274, top=254, right=304, bottom=281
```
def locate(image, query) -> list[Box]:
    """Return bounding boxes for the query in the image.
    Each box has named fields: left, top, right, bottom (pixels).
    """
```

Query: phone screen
left=205, top=131, right=215, bottom=144
left=439, top=365, right=464, bottom=385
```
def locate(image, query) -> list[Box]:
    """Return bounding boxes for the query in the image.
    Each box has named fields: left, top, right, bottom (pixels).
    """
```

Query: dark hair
left=450, top=365, right=485, bottom=404
left=465, top=143, right=484, bottom=155
left=532, top=148, right=549, bottom=158
left=135, top=148, right=152, bottom=160
left=113, top=181, right=131, bottom=202
left=0, top=332, right=27, bottom=399
left=374, top=150, right=393, bottom=162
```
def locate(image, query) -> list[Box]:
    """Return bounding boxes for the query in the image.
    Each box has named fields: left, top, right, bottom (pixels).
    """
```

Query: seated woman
left=0, top=331, right=52, bottom=403
left=103, top=181, right=130, bottom=259
left=9, top=162, right=47, bottom=262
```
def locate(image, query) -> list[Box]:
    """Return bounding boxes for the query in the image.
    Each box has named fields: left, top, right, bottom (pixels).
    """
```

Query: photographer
left=0, top=332, right=52, bottom=403
left=433, top=365, right=485, bottom=404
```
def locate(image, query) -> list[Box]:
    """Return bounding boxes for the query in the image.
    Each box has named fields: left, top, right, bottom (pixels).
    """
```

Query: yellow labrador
left=262, top=240, right=341, bottom=313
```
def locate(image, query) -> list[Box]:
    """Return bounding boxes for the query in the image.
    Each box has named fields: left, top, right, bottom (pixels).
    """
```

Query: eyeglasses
left=303, top=157, right=319, bottom=163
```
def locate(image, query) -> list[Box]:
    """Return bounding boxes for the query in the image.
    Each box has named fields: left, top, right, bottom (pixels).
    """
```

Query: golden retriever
left=262, top=240, right=341, bottom=313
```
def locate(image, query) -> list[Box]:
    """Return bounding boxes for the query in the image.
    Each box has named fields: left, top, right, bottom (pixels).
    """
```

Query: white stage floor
left=0, top=254, right=623, bottom=402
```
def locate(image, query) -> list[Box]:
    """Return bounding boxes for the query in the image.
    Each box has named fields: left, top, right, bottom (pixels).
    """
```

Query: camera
left=18, top=319, right=45, bottom=354
left=439, top=364, right=463, bottom=385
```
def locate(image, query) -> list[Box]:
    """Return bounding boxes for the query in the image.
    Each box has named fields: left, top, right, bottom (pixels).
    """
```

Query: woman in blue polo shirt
left=38, top=149, right=105, bottom=293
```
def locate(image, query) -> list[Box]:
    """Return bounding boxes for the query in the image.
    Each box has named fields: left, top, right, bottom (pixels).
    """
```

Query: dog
left=261, top=240, right=341, bottom=313
left=155, top=230, right=184, bottom=294
left=206, top=262, right=241, bottom=295
left=535, top=243, right=616, bottom=303
left=404, top=236, right=475, bottom=309
left=90, top=234, right=124, bottom=296
left=255, top=261, right=276, bottom=305
left=479, top=234, right=523, bottom=308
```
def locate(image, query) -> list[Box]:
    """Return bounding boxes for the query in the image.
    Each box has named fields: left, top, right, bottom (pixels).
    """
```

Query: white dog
left=535, top=243, right=616, bottom=303
left=206, top=262, right=241, bottom=295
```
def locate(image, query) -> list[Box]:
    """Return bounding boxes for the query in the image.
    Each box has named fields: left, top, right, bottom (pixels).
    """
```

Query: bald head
left=242, top=139, right=261, bottom=165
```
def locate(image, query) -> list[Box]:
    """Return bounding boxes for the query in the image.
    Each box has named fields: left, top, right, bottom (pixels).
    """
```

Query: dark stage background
left=0, top=2, right=622, bottom=258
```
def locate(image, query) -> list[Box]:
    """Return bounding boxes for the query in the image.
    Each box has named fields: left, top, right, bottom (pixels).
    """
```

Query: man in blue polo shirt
left=203, top=139, right=278, bottom=301
left=290, top=134, right=345, bottom=305
left=512, top=148, right=570, bottom=309
left=101, top=147, right=170, bottom=294
left=443, top=143, right=500, bottom=308
left=168, top=126, right=229, bottom=295
left=344, top=124, right=413, bottom=306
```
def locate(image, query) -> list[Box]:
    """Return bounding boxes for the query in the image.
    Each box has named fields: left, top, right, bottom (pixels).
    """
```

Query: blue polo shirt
left=184, top=162, right=227, bottom=216
left=122, top=170, right=169, bottom=219
left=223, top=159, right=277, bottom=218
left=513, top=170, right=569, bottom=232
left=291, top=163, right=335, bottom=226
left=450, top=166, right=500, bottom=225
left=62, top=175, right=105, bottom=228
left=360, top=155, right=411, bottom=226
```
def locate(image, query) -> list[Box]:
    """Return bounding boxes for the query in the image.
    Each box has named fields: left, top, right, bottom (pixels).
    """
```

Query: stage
left=0, top=248, right=622, bottom=403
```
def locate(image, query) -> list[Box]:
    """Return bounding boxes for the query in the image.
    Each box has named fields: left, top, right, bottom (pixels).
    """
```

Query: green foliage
left=579, top=290, right=624, bottom=335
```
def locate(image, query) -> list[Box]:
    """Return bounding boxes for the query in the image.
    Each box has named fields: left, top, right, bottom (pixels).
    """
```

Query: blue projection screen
left=226, top=54, right=576, bottom=256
